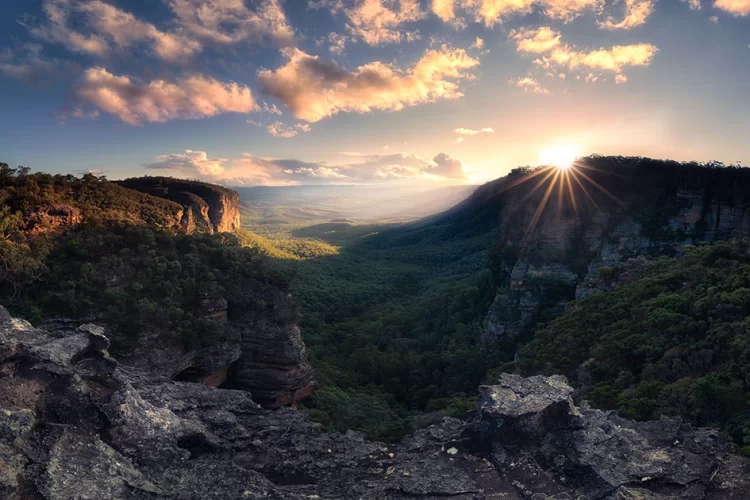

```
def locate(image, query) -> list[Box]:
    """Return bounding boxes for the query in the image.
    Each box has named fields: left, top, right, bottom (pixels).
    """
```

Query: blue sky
left=1, top=0, right=749, bottom=186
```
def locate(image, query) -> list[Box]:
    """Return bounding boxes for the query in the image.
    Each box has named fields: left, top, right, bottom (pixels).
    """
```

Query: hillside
left=119, top=176, right=241, bottom=234
left=520, top=237, right=750, bottom=453
left=253, top=156, right=750, bottom=439
left=0, top=163, right=313, bottom=408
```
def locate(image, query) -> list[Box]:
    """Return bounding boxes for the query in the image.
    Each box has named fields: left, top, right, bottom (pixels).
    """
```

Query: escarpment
left=1, top=306, right=747, bottom=500
left=118, top=176, right=241, bottom=234
left=461, top=157, right=750, bottom=339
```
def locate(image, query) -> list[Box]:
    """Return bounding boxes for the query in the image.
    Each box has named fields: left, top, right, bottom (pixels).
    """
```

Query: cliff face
left=117, top=177, right=241, bottom=234
left=477, top=157, right=750, bottom=339
left=2, top=308, right=747, bottom=500
left=39, top=286, right=315, bottom=409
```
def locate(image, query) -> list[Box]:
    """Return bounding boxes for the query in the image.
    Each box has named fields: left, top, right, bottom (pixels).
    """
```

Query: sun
left=538, top=144, right=581, bottom=170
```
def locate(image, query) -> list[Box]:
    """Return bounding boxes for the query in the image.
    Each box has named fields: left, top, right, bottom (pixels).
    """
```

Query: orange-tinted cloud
left=598, top=0, right=655, bottom=30
left=144, top=149, right=469, bottom=184
left=267, top=121, right=312, bottom=138
left=168, top=0, right=294, bottom=46
left=433, top=0, right=602, bottom=26
left=258, top=47, right=479, bottom=122
left=30, top=0, right=201, bottom=61
left=509, top=76, right=550, bottom=93
left=311, top=0, right=424, bottom=45
left=514, top=27, right=657, bottom=80
left=714, top=0, right=750, bottom=16
left=71, top=68, right=258, bottom=125
left=511, top=27, right=562, bottom=53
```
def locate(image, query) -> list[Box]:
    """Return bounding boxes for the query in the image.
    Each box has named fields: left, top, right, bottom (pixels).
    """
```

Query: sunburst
left=499, top=155, right=623, bottom=244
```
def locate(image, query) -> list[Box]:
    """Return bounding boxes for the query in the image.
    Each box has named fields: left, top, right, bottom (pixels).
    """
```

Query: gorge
left=3, top=157, right=750, bottom=498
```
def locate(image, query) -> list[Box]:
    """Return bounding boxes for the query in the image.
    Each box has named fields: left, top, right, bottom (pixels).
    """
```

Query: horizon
left=2, top=1, right=749, bottom=187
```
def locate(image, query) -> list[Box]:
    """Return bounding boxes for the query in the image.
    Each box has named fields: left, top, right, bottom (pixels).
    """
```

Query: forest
left=5, top=157, right=750, bottom=450
left=521, top=237, right=750, bottom=454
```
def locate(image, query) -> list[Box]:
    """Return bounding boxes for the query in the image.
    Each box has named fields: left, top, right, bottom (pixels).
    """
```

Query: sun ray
left=556, top=168, right=565, bottom=216
left=498, top=165, right=555, bottom=195
left=564, top=170, right=579, bottom=217
left=524, top=170, right=561, bottom=242
left=520, top=167, right=558, bottom=205
left=573, top=167, right=623, bottom=205
left=569, top=168, right=600, bottom=211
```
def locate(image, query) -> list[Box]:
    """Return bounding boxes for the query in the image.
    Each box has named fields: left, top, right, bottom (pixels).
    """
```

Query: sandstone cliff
left=472, top=157, right=750, bottom=339
left=118, top=177, right=241, bottom=234
left=1, top=307, right=747, bottom=499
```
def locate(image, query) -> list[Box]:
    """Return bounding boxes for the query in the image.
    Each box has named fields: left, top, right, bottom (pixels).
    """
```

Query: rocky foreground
left=1, top=307, right=748, bottom=499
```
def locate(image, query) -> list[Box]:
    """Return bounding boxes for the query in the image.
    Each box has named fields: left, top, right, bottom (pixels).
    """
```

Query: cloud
left=347, top=152, right=468, bottom=180
left=714, top=0, right=750, bottom=16
left=69, top=68, right=258, bottom=125
left=514, top=27, right=657, bottom=80
left=432, top=0, right=457, bottom=21
left=0, top=44, right=78, bottom=82
left=311, top=0, right=425, bottom=45
left=258, top=46, right=479, bottom=122
left=710, top=14, right=719, bottom=21
left=144, top=149, right=470, bottom=185
left=30, top=0, right=201, bottom=61
left=510, top=76, right=550, bottom=93
left=455, top=127, right=494, bottom=135
left=267, top=121, right=312, bottom=138
left=434, top=0, right=602, bottom=26
left=598, top=0, right=655, bottom=30
left=511, top=27, right=561, bottom=53
left=327, top=32, right=349, bottom=54
left=144, top=150, right=229, bottom=176
left=167, top=0, right=295, bottom=45
left=471, top=37, right=485, bottom=49
left=682, top=0, right=701, bottom=9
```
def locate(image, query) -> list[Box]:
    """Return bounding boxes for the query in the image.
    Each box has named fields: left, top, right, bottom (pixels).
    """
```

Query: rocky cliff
left=1, top=307, right=747, bottom=499
left=472, top=157, right=750, bottom=339
left=118, top=177, right=241, bottom=234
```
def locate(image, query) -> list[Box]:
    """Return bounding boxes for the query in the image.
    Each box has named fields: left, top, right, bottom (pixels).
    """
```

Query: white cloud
left=258, top=46, right=479, bottom=122
left=433, top=0, right=602, bottom=26
left=598, top=0, right=655, bottom=30
left=682, top=0, right=701, bottom=9
left=143, top=149, right=470, bottom=185
left=70, top=68, right=258, bottom=125
left=432, top=0, right=457, bottom=21
left=311, top=0, right=425, bottom=45
left=511, top=27, right=562, bottom=53
left=0, top=44, right=78, bottom=81
left=471, top=36, right=485, bottom=49
left=514, top=27, right=658, bottom=81
left=168, top=0, right=294, bottom=45
left=30, top=0, right=201, bottom=61
left=455, top=127, right=494, bottom=135
left=714, top=0, right=750, bottom=16
left=510, top=76, right=550, bottom=93
left=267, top=121, right=312, bottom=138
left=144, top=150, right=229, bottom=176
left=327, top=32, right=350, bottom=54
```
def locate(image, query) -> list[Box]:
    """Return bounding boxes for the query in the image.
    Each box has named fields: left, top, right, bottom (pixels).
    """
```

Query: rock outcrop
left=39, top=291, right=315, bottom=408
left=2, top=306, right=747, bottom=500
left=476, top=158, right=750, bottom=339
left=118, top=177, right=241, bottom=234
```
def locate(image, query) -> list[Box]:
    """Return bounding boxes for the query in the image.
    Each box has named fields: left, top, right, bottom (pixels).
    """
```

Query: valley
left=4, top=157, right=750, bottom=499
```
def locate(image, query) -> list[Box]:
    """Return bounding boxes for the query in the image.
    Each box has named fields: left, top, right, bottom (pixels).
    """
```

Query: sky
left=1, top=0, right=749, bottom=186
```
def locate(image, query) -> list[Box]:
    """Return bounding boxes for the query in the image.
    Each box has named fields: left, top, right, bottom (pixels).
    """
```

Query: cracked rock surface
left=1, top=306, right=748, bottom=499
